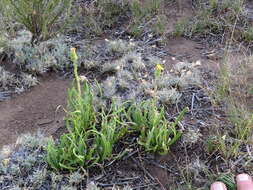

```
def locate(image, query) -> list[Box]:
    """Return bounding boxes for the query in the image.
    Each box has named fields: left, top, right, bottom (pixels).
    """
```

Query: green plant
left=183, top=0, right=249, bottom=42
left=151, top=15, right=167, bottom=36
left=128, top=100, right=188, bottom=155
left=174, top=19, right=188, bottom=37
left=80, top=0, right=128, bottom=36
left=47, top=83, right=130, bottom=170
left=47, top=49, right=129, bottom=170
left=46, top=126, right=94, bottom=171
left=154, top=63, right=164, bottom=80
left=216, top=173, right=236, bottom=190
left=47, top=48, right=98, bottom=170
left=97, top=0, right=128, bottom=28
left=47, top=79, right=99, bottom=170
left=209, top=0, right=219, bottom=10
left=128, top=0, right=164, bottom=36
left=47, top=45, right=187, bottom=171
left=92, top=104, right=129, bottom=162
left=7, top=0, right=72, bottom=44
left=242, top=27, right=253, bottom=43
left=210, top=32, right=253, bottom=158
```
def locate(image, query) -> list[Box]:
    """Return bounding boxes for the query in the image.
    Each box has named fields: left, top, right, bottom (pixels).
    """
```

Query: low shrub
left=6, top=0, right=73, bottom=44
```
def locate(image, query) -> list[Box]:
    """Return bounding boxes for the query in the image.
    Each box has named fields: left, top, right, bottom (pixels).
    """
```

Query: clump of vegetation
left=0, top=66, right=15, bottom=90
left=0, top=65, right=38, bottom=93
left=106, top=39, right=136, bottom=54
left=208, top=51, right=253, bottom=159
left=47, top=49, right=187, bottom=171
left=0, top=131, right=139, bottom=189
left=0, top=31, right=71, bottom=93
left=5, top=0, right=73, bottom=44
left=128, top=100, right=188, bottom=155
left=78, top=0, right=167, bottom=38
left=47, top=80, right=186, bottom=170
left=128, top=0, right=166, bottom=37
left=175, top=0, right=253, bottom=43
left=78, top=0, right=129, bottom=36
left=92, top=41, right=202, bottom=108
left=10, top=37, right=71, bottom=74
left=0, top=132, right=49, bottom=189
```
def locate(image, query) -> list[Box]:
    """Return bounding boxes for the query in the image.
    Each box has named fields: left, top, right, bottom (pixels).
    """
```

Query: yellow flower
left=2, top=158, right=9, bottom=166
left=70, top=47, right=78, bottom=62
left=156, top=64, right=164, bottom=71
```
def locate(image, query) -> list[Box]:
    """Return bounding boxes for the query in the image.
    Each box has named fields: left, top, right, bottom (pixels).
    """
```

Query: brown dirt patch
left=0, top=75, right=70, bottom=149
left=165, top=37, right=204, bottom=62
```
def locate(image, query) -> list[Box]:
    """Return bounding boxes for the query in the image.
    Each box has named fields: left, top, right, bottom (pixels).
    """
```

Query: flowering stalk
left=155, top=64, right=164, bottom=80
left=70, top=48, right=81, bottom=96
left=154, top=63, right=164, bottom=95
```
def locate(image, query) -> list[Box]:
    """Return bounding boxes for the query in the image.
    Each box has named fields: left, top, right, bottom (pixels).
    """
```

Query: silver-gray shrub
left=11, top=38, right=70, bottom=74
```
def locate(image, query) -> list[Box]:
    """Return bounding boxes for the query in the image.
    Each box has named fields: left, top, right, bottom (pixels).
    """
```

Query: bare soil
left=0, top=74, right=70, bottom=149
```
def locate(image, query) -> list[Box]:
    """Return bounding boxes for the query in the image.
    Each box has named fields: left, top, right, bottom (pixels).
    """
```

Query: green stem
left=73, top=61, right=81, bottom=97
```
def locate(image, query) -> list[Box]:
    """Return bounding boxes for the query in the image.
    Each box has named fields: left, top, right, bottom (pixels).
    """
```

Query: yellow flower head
left=70, top=47, right=78, bottom=62
left=2, top=158, right=9, bottom=166
left=156, top=64, right=164, bottom=71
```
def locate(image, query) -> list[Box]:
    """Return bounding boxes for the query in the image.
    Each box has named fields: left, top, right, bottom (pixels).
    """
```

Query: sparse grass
left=209, top=49, right=253, bottom=159
left=173, top=18, right=188, bottom=37
left=79, top=0, right=129, bottom=36
left=128, top=0, right=166, bottom=37
left=176, top=0, right=253, bottom=43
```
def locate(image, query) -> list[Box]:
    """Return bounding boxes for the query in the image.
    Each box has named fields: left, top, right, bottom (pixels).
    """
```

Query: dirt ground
left=0, top=75, right=70, bottom=149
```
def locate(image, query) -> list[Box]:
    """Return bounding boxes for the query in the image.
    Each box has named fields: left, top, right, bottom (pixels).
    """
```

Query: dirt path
left=0, top=75, right=70, bottom=149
